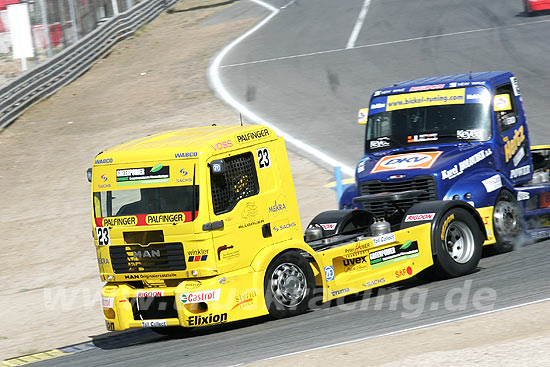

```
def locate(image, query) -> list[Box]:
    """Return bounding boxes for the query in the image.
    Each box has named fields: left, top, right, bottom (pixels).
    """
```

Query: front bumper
left=101, top=266, right=268, bottom=331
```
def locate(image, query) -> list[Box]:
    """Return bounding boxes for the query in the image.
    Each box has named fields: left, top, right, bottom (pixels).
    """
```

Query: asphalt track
left=34, top=0, right=550, bottom=365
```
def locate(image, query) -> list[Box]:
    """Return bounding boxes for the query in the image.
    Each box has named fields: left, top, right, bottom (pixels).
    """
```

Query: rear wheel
left=493, top=190, right=524, bottom=253
left=264, top=251, right=315, bottom=318
left=425, top=208, right=483, bottom=279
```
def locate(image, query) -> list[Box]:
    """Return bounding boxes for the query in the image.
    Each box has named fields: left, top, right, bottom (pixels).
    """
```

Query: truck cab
left=342, top=71, right=550, bottom=252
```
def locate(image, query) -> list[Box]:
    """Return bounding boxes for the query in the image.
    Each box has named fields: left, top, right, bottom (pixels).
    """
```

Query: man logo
left=132, top=250, right=161, bottom=258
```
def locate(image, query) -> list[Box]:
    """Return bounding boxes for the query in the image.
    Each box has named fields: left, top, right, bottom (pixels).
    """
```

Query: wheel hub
left=494, top=201, right=520, bottom=237
left=270, top=263, right=307, bottom=307
left=444, top=221, right=475, bottom=264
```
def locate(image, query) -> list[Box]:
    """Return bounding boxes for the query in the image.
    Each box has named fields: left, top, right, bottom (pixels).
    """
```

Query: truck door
left=495, top=82, right=532, bottom=184
left=206, top=150, right=281, bottom=274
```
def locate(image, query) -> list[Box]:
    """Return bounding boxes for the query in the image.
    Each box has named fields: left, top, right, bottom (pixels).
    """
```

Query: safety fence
left=0, top=0, right=176, bottom=129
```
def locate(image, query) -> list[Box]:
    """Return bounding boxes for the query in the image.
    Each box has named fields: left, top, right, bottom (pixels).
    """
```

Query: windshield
left=94, top=186, right=199, bottom=220
left=365, top=87, right=492, bottom=152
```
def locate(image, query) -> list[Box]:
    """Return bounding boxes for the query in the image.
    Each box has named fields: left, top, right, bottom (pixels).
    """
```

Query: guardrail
left=0, top=0, right=177, bottom=130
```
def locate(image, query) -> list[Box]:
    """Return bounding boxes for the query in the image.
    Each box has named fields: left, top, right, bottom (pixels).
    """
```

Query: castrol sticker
left=404, top=213, right=436, bottom=222
left=371, top=151, right=443, bottom=173
left=320, top=223, right=337, bottom=231
left=180, top=289, right=221, bottom=304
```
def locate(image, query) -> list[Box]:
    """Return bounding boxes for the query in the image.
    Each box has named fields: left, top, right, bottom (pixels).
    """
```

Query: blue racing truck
left=340, top=71, right=550, bottom=254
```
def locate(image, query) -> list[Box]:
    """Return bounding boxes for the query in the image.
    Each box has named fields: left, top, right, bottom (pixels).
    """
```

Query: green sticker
left=400, top=240, right=412, bottom=250
left=151, top=164, right=163, bottom=173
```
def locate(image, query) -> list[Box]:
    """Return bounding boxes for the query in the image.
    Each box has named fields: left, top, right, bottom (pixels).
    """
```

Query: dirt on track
left=0, top=1, right=334, bottom=359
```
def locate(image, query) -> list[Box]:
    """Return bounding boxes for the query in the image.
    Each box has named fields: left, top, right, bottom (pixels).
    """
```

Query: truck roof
left=93, top=125, right=277, bottom=165
left=374, top=71, right=515, bottom=96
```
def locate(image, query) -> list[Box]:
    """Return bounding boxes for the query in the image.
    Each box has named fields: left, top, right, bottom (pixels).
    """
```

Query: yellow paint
left=358, top=108, right=369, bottom=124
left=504, top=126, right=525, bottom=163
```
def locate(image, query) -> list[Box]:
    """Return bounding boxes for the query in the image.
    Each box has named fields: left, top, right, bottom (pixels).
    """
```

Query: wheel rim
left=270, top=262, right=307, bottom=307
left=494, top=200, right=520, bottom=238
left=444, top=221, right=475, bottom=264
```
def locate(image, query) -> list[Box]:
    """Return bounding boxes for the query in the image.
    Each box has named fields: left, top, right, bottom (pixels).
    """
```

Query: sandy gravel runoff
left=0, top=0, right=548, bottom=363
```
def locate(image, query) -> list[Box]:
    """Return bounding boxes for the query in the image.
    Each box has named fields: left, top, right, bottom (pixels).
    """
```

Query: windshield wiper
left=436, top=134, right=472, bottom=145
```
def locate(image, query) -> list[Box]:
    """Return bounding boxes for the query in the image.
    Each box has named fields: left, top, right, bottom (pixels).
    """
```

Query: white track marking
left=250, top=297, right=550, bottom=364
left=209, top=0, right=355, bottom=176
left=346, top=0, right=371, bottom=49
left=281, top=0, right=297, bottom=9
left=222, top=18, right=550, bottom=68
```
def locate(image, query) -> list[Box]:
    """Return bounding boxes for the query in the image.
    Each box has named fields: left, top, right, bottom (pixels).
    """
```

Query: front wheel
left=493, top=190, right=524, bottom=253
left=264, top=251, right=315, bottom=318
left=428, top=208, right=484, bottom=279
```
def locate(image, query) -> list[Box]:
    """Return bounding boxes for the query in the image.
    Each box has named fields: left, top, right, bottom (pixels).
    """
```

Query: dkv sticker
left=371, top=151, right=443, bottom=173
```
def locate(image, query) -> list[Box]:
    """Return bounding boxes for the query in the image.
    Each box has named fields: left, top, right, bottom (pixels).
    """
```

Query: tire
left=492, top=190, right=524, bottom=253
left=429, top=208, right=484, bottom=278
left=151, top=326, right=192, bottom=338
left=264, top=251, right=315, bottom=318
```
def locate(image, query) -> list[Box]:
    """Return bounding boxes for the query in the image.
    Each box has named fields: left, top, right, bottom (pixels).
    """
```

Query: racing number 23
left=96, top=227, right=110, bottom=246
left=257, top=147, right=271, bottom=169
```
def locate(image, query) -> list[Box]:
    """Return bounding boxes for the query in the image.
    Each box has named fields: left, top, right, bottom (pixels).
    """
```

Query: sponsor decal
left=371, top=151, right=443, bottom=173
left=96, top=227, right=110, bottom=246
left=241, top=202, right=258, bottom=219
left=102, top=216, right=137, bottom=226
left=457, top=129, right=485, bottom=140
left=530, top=229, right=550, bottom=240
left=95, top=158, right=113, bottom=164
left=212, top=140, right=233, bottom=151
left=404, top=213, right=435, bottom=222
left=407, top=133, right=438, bottom=143
left=239, top=219, right=264, bottom=229
left=370, top=102, right=386, bottom=109
left=180, top=289, right=221, bottom=304
left=174, top=152, right=198, bottom=158
left=331, top=288, right=350, bottom=297
left=257, top=147, right=271, bottom=169
left=217, top=245, right=234, bottom=260
left=372, top=232, right=396, bottom=248
left=98, top=257, right=109, bottom=265
left=363, top=277, right=385, bottom=288
left=232, top=290, right=257, bottom=310
left=116, top=166, right=169, bottom=186
left=370, top=139, right=391, bottom=149
left=269, top=201, right=287, bottom=213
left=369, top=240, right=419, bottom=269
left=345, top=242, right=369, bottom=256
left=146, top=213, right=185, bottom=225
left=357, top=160, right=367, bottom=173
left=388, top=88, right=463, bottom=110
left=236, top=128, right=271, bottom=143
left=441, top=148, right=493, bottom=180
left=510, top=76, right=521, bottom=96
left=187, top=249, right=208, bottom=262
left=101, top=175, right=108, bottom=183
left=513, top=147, right=525, bottom=167
left=324, top=265, right=335, bottom=281
left=517, top=191, right=530, bottom=201
left=409, top=84, right=445, bottom=92
left=183, top=280, right=202, bottom=289
left=136, top=290, right=165, bottom=298
left=188, top=313, right=227, bottom=326
left=440, top=214, right=455, bottom=240
left=273, top=222, right=296, bottom=232
left=481, top=174, right=503, bottom=193
left=141, top=320, right=167, bottom=328
left=510, top=165, right=530, bottom=179
left=342, top=256, right=367, bottom=267
left=494, top=94, right=512, bottom=111
left=124, top=273, right=178, bottom=280
left=177, top=168, right=193, bottom=183
left=395, top=266, right=413, bottom=279
left=105, top=321, right=115, bottom=331
left=102, top=296, right=114, bottom=308
left=374, top=90, right=381, bottom=96
left=504, top=126, right=526, bottom=163
left=320, top=223, right=337, bottom=231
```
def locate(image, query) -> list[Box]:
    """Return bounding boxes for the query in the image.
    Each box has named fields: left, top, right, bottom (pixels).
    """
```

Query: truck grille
left=109, top=243, right=186, bottom=273
left=359, top=175, right=437, bottom=217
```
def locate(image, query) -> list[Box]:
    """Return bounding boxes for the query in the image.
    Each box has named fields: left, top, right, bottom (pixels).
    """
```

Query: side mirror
left=357, top=108, right=369, bottom=125
left=87, top=168, right=92, bottom=182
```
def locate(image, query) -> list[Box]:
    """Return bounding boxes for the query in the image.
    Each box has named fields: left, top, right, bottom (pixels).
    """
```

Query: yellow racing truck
left=89, top=125, right=487, bottom=335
